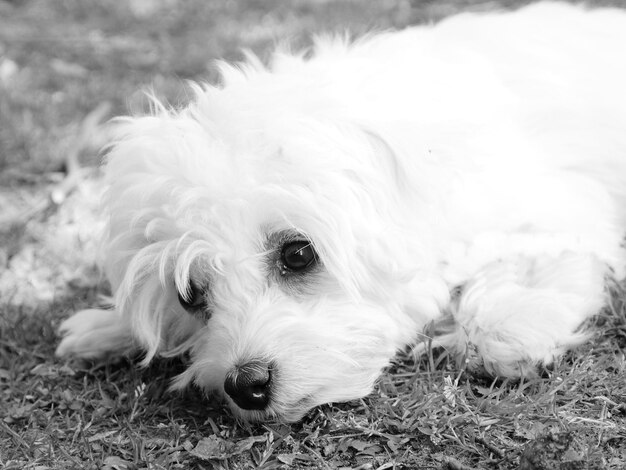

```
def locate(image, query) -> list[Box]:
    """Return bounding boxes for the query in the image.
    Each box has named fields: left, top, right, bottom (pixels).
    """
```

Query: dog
left=56, top=2, right=626, bottom=422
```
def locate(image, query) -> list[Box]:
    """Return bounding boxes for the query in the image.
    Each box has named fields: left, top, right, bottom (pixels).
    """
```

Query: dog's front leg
left=55, top=308, right=136, bottom=360
left=447, top=252, right=608, bottom=377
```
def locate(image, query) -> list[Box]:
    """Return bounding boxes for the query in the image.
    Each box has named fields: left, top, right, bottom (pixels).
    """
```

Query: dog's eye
left=281, top=241, right=316, bottom=273
left=177, top=281, right=208, bottom=315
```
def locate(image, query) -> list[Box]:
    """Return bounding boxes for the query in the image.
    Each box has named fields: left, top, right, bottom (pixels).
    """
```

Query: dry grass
left=1, top=1, right=625, bottom=469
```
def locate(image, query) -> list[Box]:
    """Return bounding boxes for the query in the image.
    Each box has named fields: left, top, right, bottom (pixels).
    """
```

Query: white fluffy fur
left=57, top=2, right=626, bottom=422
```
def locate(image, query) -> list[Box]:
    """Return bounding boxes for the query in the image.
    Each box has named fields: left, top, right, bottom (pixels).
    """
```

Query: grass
left=1, top=0, right=625, bottom=468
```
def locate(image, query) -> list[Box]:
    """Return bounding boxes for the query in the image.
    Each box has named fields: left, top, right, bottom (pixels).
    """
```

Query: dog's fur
left=57, top=2, right=626, bottom=422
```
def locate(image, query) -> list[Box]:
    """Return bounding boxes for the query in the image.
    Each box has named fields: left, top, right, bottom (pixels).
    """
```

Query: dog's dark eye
left=177, top=281, right=208, bottom=315
left=281, top=241, right=316, bottom=273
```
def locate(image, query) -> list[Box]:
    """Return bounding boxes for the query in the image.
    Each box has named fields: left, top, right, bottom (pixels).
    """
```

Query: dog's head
left=103, top=70, right=446, bottom=421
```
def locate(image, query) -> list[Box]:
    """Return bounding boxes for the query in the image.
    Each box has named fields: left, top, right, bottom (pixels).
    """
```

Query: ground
left=1, top=0, right=625, bottom=469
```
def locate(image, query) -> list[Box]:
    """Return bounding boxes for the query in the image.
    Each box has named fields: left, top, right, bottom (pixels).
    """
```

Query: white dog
left=56, top=2, right=626, bottom=422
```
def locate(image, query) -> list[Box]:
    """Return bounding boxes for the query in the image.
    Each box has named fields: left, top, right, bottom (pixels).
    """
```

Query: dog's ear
left=361, top=128, right=410, bottom=194
left=112, top=272, right=206, bottom=364
left=153, top=288, right=207, bottom=360
left=95, top=111, right=215, bottom=363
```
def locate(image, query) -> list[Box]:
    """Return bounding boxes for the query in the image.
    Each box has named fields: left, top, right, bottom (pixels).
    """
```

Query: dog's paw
left=448, top=255, right=604, bottom=378
left=56, top=308, right=134, bottom=359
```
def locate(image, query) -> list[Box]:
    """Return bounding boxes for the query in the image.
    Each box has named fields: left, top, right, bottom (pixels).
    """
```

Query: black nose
left=224, top=361, right=272, bottom=410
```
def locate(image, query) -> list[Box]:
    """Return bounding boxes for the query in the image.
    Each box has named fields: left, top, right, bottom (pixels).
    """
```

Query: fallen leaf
left=58, top=365, right=76, bottom=376
left=30, top=364, right=58, bottom=377
left=349, top=440, right=371, bottom=452
left=102, top=456, right=134, bottom=470
left=277, top=453, right=295, bottom=465
left=190, top=434, right=266, bottom=461
left=88, top=430, right=118, bottom=443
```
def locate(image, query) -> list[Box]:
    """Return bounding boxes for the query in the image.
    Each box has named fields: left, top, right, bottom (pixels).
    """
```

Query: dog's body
left=57, top=2, right=626, bottom=422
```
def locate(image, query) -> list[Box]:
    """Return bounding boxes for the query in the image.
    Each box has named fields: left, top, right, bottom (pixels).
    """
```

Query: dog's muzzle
left=224, top=360, right=272, bottom=410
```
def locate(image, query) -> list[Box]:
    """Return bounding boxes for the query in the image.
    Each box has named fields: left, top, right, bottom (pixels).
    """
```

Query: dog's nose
left=224, top=361, right=272, bottom=410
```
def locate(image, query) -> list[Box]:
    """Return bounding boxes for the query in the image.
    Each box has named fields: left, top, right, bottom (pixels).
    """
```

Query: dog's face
left=166, top=212, right=414, bottom=422
left=102, top=92, right=441, bottom=421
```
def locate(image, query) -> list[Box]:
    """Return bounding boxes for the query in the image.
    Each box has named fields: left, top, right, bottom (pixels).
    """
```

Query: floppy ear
left=140, top=281, right=207, bottom=361
left=104, top=226, right=207, bottom=363
left=361, top=128, right=412, bottom=195
left=97, top=113, right=214, bottom=363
